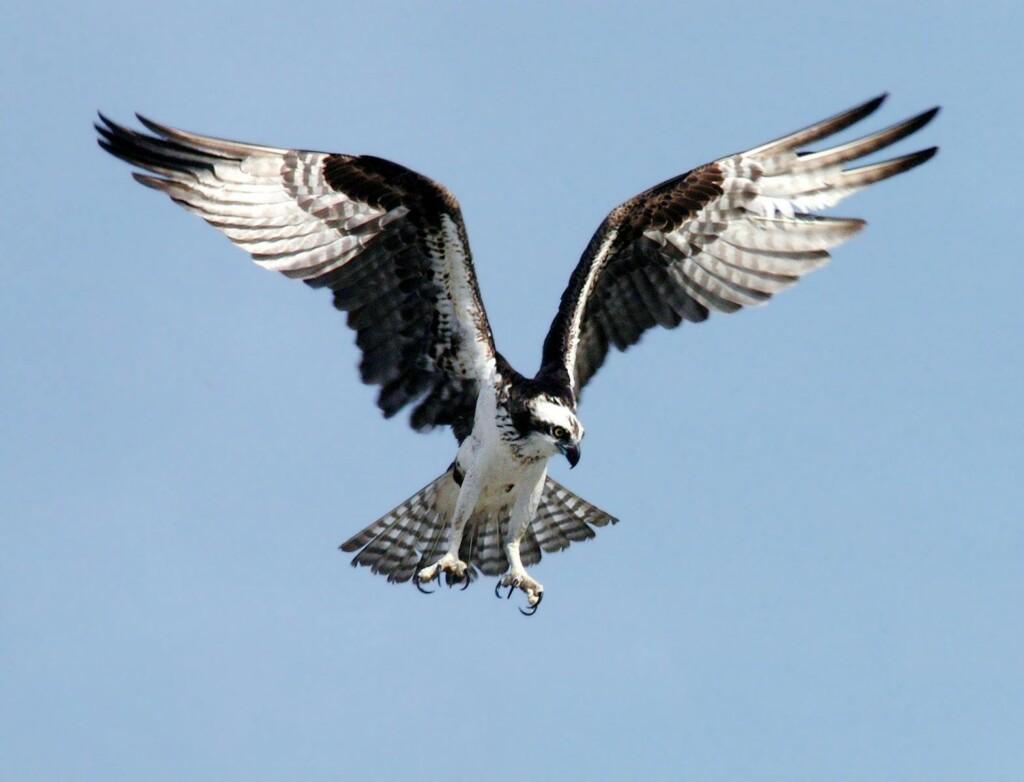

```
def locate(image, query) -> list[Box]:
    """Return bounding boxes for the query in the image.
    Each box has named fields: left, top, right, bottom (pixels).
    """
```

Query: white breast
left=457, top=379, right=550, bottom=513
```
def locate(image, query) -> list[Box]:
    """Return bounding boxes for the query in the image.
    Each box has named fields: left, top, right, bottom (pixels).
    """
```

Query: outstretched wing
left=97, top=115, right=496, bottom=433
left=540, top=94, right=938, bottom=399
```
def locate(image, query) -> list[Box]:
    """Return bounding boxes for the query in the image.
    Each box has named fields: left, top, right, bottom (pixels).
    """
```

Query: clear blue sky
left=3, top=2, right=1021, bottom=780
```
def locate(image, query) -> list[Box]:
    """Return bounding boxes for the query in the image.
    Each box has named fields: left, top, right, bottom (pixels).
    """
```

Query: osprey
left=97, top=94, right=937, bottom=614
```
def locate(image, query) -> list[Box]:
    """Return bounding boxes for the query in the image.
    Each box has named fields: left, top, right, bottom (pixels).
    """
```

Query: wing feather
left=540, top=95, right=938, bottom=396
left=98, top=115, right=496, bottom=434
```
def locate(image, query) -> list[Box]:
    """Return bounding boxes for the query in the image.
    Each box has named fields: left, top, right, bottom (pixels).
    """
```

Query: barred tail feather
left=531, top=477, right=618, bottom=556
left=339, top=469, right=459, bottom=583
left=468, top=512, right=508, bottom=576
left=339, top=471, right=618, bottom=585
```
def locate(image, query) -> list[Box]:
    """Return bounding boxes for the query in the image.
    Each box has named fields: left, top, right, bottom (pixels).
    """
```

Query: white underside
left=416, top=378, right=551, bottom=605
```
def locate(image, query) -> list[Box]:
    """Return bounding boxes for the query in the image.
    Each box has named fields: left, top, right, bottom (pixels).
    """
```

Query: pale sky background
left=3, top=2, right=1022, bottom=780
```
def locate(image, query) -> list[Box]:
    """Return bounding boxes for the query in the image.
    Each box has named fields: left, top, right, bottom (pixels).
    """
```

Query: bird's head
left=522, top=394, right=585, bottom=467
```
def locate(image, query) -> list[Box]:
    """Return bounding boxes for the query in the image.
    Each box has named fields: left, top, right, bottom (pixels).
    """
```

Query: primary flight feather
left=97, top=94, right=938, bottom=614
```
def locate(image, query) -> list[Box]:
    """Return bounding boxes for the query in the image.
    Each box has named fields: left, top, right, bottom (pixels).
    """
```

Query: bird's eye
left=552, top=426, right=568, bottom=439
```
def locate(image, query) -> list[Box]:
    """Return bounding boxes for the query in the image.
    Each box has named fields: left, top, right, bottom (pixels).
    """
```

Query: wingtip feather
left=842, top=146, right=938, bottom=187
left=135, top=112, right=171, bottom=138
left=866, top=92, right=889, bottom=112
left=749, top=92, right=892, bottom=156
left=130, top=172, right=170, bottom=190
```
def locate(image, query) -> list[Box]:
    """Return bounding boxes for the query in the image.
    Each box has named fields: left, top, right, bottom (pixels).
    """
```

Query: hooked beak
left=560, top=443, right=581, bottom=469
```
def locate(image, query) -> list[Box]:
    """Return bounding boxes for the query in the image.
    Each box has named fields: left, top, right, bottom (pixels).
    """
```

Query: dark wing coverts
left=540, top=94, right=938, bottom=398
left=97, top=115, right=496, bottom=432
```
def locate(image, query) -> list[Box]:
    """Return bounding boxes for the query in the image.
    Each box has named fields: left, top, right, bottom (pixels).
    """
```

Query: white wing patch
left=431, top=214, right=497, bottom=381
left=560, top=230, right=618, bottom=394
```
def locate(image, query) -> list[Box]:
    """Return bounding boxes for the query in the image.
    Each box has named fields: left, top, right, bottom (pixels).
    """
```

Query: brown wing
left=97, top=115, right=496, bottom=433
left=540, top=94, right=938, bottom=398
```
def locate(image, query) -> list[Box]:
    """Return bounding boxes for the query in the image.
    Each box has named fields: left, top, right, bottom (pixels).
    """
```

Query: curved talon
left=459, top=572, right=471, bottom=591
left=415, top=577, right=434, bottom=595
left=494, top=581, right=504, bottom=599
left=519, top=592, right=543, bottom=617
left=506, top=585, right=515, bottom=600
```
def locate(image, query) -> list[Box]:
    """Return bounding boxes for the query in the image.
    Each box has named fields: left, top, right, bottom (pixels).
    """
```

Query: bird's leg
left=498, top=540, right=544, bottom=613
left=416, top=552, right=468, bottom=585
left=497, top=479, right=544, bottom=613
left=415, top=473, right=479, bottom=587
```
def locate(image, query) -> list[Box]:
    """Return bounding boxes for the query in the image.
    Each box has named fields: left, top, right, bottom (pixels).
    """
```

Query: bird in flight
left=97, top=94, right=937, bottom=614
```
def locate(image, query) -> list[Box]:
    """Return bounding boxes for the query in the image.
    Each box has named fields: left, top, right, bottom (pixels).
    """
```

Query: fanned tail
left=339, top=469, right=459, bottom=583
left=340, top=471, right=618, bottom=585
left=528, top=477, right=618, bottom=561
